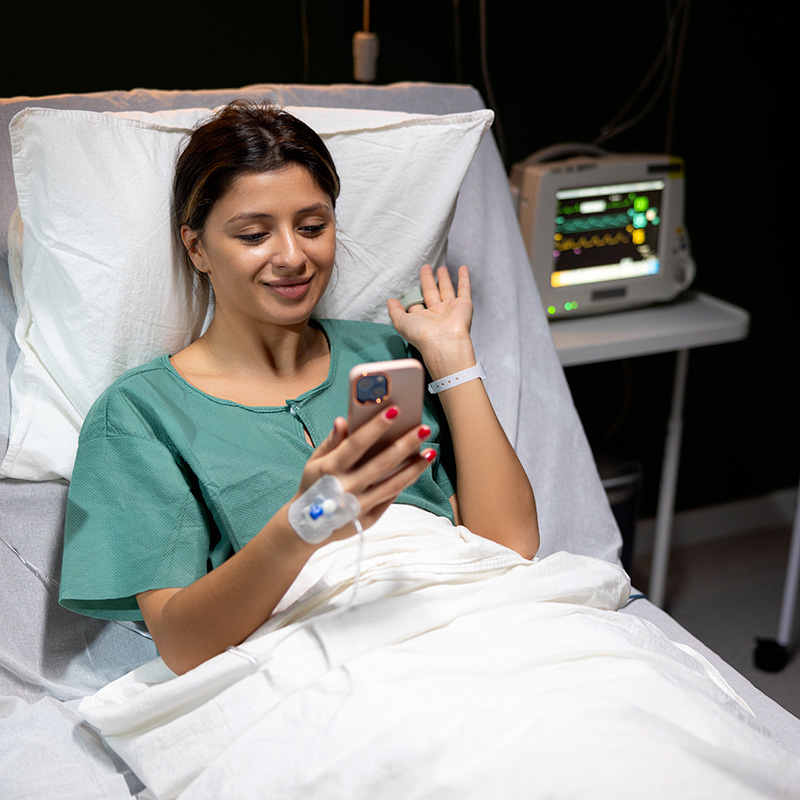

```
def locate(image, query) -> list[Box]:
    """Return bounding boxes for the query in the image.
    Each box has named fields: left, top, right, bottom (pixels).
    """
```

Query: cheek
left=211, top=242, right=263, bottom=275
left=314, top=236, right=337, bottom=270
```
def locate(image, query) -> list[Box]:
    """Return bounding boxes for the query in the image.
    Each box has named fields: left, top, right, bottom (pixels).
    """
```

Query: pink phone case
left=348, top=359, right=424, bottom=462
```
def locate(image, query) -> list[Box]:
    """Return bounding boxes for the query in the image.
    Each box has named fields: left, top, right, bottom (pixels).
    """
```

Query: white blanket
left=80, top=506, right=800, bottom=799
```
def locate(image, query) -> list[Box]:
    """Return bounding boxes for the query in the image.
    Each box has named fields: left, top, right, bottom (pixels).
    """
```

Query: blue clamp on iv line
left=288, top=474, right=361, bottom=544
left=228, top=475, right=364, bottom=668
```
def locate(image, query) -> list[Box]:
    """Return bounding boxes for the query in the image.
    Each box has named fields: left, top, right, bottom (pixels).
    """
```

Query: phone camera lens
left=356, top=374, right=388, bottom=404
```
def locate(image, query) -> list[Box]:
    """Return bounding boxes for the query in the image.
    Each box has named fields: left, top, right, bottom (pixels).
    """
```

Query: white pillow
left=1, top=103, right=493, bottom=480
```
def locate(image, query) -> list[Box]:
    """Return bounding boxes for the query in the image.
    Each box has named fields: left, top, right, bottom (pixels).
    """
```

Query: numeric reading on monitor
left=551, top=180, right=665, bottom=288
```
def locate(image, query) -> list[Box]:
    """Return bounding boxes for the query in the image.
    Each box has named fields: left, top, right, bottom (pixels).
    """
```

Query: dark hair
left=173, top=99, right=340, bottom=274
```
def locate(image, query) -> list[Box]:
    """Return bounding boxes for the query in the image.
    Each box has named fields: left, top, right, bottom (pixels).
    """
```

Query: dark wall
left=5, top=1, right=794, bottom=515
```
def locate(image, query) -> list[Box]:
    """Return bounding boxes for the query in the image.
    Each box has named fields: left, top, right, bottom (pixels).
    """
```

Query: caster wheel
left=754, top=638, right=790, bottom=672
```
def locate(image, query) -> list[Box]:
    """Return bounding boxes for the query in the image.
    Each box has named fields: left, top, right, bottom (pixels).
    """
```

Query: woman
left=60, top=100, right=538, bottom=675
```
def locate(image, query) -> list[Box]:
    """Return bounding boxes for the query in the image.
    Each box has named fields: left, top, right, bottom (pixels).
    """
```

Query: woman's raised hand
left=387, top=265, right=473, bottom=359
left=387, top=264, right=477, bottom=382
left=296, top=410, right=435, bottom=541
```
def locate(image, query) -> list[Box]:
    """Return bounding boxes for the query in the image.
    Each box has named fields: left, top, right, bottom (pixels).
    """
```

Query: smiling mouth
left=264, top=277, right=312, bottom=299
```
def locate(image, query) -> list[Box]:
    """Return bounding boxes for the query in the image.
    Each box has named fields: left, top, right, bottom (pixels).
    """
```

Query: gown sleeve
left=60, top=414, right=223, bottom=622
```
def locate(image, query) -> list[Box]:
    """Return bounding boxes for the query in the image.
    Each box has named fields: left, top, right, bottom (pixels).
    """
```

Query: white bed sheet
left=2, top=82, right=799, bottom=797
left=79, top=506, right=800, bottom=800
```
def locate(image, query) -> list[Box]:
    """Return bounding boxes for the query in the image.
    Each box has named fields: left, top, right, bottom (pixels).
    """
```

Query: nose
left=272, top=228, right=307, bottom=271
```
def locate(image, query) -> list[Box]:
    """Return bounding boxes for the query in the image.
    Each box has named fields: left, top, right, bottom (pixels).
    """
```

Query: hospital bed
left=1, top=82, right=798, bottom=798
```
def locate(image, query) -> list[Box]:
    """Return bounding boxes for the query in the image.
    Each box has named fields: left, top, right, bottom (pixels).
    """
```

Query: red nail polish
left=423, top=449, right=436, bottom=462
left=385, top=407, right=398, bottom=420
left=418, top=425, right=431, bottom=439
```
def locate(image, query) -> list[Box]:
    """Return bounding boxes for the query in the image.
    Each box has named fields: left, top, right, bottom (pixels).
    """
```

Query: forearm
left=425, top=341, right=539, bottom=559
left=138, top=505, right=316, bottom=675
left=139, top=411, right=436, bottom=675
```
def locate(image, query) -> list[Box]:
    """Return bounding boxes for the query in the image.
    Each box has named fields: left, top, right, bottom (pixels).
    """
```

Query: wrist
left=259, top=504, right=318, bottom=563
left=419, top=334, right=476, bottom=381
left=428, top=362, right=486, bottom=395
left=288, top=475, right=360, bottom=545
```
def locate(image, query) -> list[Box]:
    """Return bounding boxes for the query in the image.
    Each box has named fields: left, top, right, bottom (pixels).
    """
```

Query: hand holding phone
left=348, top=358, right=424, bottom=464
left=295, top=358, right=432, bottom=537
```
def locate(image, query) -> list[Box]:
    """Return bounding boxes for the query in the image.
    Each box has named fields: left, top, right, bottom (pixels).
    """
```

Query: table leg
left=649, top=348, right=689, bottom=608
left=753, top=477, right=800, bottom=671
left=777, top=481, right=800, bottom=646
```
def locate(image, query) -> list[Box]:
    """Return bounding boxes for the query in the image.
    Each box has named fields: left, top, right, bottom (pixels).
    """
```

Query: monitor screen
left=509, top=152, right=694, bottom=318
left=551, top=179, right=665, bottom=289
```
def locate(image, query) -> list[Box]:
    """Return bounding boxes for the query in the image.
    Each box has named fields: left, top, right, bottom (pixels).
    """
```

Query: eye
left=238, top=232, right=267, bottom=244
left=299, top=223, right=328, bottom=237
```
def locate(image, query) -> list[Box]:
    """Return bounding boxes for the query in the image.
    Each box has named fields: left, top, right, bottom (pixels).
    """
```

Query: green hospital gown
left=59, top=318, right=456, bottom=621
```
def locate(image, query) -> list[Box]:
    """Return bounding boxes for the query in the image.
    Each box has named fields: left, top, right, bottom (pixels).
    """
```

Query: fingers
left=313, top=416, right=348, bottom=458
left=335, top=405, right=411, bottom=473
left=305, top=408, right=435, bottom=514
left=357, top=446, right=435, bottom=512
left=307, top=405, right=429, bottom=481
left=419, top=263, right=454, bottom=304
left=418, top=263, right=439, bottom=306
left=455, top=264, right=471, bottom=299
left=416, top=263, right=470, bottom=308
left=385, top=296, right=407, bottom=327
left=349, top=420, right=434, bottom=491
left=329, top=445, right=435, bottom=539
left=435, top=265, right=456, bottom=302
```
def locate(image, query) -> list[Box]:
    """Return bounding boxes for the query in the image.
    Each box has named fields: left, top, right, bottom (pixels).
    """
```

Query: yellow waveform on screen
left=553, top=231, right=630, bottom=252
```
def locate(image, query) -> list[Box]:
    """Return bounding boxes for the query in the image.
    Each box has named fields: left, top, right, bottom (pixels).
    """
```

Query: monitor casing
left=510, top=153, right=694, bottom=320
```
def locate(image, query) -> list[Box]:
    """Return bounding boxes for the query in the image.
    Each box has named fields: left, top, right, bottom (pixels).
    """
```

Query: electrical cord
left=0, top=518, right=366, bottom=656
left=300, top=0, right=310, bottom=83
left=593, top=0, right=691, bottom=150
left=478, top=0, right=507, bottom=166
left=622, top=592, right=648, bottom=608
left=452, top=0, right=462, bottom=84
left=0, top=531, right=153, bottom=640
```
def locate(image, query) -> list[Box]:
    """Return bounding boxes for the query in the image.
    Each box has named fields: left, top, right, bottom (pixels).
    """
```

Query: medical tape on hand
left=288, top=474, right=361, bottom=544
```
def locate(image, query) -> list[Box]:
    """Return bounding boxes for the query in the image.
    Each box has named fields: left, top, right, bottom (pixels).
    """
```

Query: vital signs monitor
left=510, top=152, right=695, bottom=319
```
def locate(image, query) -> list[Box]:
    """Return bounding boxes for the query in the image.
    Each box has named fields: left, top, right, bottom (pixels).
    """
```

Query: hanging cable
left=664, top=0, right=691, bottom=153
left=0, top=532, right=154, bottom=640
left=301, top=0, right=310, bottom=83
left=593, top=0, right=691, bottom=149
left=0, top=532, right=59, bottom=593
left=478, top=0, right=507, bottom=166
left=452, top=0, right=463, bottom=83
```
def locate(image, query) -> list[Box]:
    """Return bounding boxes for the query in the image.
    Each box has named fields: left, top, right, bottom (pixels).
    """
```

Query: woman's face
left=182, top=164, right=336, bottom=329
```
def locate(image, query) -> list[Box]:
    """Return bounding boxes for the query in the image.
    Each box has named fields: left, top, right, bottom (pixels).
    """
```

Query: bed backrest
left=0, top=82, right=621, bottom=561
left=0, top=82, right=622, bottom=704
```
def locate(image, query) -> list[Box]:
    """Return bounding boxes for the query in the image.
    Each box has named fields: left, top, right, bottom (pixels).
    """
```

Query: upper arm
left=61, top=435, right=214, bottom=620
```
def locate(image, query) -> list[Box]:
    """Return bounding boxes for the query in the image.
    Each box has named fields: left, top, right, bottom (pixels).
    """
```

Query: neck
left=198, top=314, right=323, bottom=379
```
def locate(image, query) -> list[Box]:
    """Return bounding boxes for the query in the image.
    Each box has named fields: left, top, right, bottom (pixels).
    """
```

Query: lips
left=264, top=277, right=312, bottom=300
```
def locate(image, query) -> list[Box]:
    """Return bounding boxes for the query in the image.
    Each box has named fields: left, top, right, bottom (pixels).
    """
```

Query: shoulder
left=319, top=318, right=409, bottom=359
left=80, top=356, right=181, bottom=443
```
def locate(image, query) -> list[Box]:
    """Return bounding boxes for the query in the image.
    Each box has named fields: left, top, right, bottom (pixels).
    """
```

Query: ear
left=181, top=225, right=210, bottom=274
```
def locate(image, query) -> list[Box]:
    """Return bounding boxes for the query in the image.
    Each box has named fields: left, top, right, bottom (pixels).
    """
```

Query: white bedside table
left=549, top=291, right=750, bottom=607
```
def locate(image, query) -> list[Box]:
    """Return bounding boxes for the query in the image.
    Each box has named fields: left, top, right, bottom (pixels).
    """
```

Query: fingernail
left=423, top=449, right=436, bottom=462
left=418, top=425, right=431, bottom=440
left=384, top=407, right=399, bottom=420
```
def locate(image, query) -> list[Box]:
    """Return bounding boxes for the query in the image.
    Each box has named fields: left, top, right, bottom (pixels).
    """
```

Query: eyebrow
left=224, top=204, right=332, bottom=226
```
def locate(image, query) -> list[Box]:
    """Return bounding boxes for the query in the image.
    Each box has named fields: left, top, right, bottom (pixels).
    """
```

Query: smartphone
left=348, top=358, right=424, bottom=463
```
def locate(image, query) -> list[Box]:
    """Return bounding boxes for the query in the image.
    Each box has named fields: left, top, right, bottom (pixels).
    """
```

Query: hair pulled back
left=173, top=99, right=340, bottom=273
